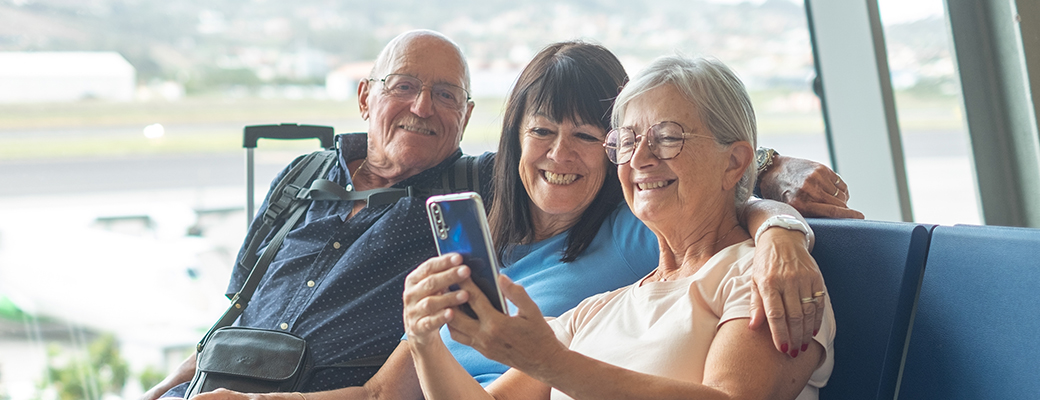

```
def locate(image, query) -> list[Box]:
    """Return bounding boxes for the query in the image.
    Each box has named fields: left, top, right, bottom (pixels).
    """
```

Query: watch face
left=756, top=149, right=772, bottom=170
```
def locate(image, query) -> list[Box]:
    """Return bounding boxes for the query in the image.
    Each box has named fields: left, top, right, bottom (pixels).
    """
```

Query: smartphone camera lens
left=430, top=203, right=449, bottom=239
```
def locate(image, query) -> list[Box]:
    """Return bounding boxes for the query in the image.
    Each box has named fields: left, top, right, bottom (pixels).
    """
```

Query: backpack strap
left=433, top=154, right=481, bottom=196
left=306, top=179, right=413, bottom=207
left=197, top=199, right=309, bottom=352
left=197, top=150, right=337, bottom=351
left=308, top=154, right=485, bottom=204
left=237, top=150, right=338, bottom=274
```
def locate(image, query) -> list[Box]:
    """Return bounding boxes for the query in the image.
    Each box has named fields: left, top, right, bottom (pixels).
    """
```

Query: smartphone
left=426, top=192, right=508, bottom=318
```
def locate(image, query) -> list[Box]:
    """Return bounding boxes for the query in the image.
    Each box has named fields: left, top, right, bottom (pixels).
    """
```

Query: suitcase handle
left=244, top=123, right=336, bottom=225
left=243, top=124, right=335, bottom=150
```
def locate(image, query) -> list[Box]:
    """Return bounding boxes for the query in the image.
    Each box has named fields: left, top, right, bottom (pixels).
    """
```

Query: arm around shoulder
left=756, top=153, right=864, bottom=219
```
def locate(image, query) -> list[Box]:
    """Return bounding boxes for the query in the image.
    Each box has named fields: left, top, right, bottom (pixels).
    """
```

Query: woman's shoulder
left=698, top=239, right=756, bottom=277
left=691, top=239, right=757, bottom=321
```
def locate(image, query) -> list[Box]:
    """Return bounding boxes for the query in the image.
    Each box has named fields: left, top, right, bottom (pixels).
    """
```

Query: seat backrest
left=897, top=225, right=1040, bottom=399
left=807, top=218, right=932, bottom=400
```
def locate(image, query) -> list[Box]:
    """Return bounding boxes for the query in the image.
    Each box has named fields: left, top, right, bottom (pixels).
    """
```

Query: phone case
left=426, top=192, right=507, bottom=317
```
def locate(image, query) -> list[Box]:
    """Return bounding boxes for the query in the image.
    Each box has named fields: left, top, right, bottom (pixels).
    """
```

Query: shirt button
left=333, top=241, right=341, bottom=249
left=345, top=184, right=353, bottom=191
left=307, top=280, right=315, bottom=287
left=279, top=323, right=288, bottom=330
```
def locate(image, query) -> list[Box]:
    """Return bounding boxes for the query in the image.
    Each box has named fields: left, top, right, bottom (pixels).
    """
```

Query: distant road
left=0, top=129, right=968, bottom=198
left=0, top=152, right=278, bottom=197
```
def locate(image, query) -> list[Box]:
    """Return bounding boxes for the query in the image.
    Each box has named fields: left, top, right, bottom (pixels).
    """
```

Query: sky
left=705, top=0, right=945, bottom=25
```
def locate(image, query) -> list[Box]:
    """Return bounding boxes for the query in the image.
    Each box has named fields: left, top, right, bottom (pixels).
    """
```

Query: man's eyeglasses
left=369, top=74, right=470, bottom=110
left=603, top=121, right=715, bottom=165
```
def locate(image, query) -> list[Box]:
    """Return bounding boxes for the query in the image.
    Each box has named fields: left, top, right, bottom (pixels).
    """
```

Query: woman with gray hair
left=406, top=55, right=835, bottom=400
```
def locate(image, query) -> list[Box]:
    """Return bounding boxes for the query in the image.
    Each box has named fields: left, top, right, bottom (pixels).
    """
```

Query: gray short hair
left=612, top=55, right=757, bottom=209
left=370, top=29, right=471, bottom=91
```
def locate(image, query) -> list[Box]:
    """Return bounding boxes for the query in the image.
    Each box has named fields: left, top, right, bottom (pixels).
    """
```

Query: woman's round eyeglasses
left=603, top=121, right=714, bottom=164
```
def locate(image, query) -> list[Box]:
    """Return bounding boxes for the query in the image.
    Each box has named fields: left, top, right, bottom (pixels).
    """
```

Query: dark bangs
left=524, top=54, right=615, bottom=132
left=489, top=41, right=628, bottom=264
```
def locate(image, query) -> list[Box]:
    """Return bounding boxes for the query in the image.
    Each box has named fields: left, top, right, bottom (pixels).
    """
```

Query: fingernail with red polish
left=781, top=343, right=788, bottom=353
left=813, top=329, right=819, bottom=336
left=801, top=343, right=809, bottom=352
left=791, top=349, right=799, bottom=358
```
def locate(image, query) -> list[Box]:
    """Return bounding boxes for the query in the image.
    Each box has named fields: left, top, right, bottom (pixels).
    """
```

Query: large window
left=877, top=0, right=981, bottom=225
left=0, top=0, right=979, bottom=398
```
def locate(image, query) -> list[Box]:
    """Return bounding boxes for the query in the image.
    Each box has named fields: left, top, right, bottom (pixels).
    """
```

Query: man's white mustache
left=396, top=118, right=436, bottom=135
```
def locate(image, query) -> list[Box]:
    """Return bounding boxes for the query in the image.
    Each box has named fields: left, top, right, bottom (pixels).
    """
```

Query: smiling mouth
left=637, top=180, right=673, bottom=190
left=543, top=170, right=579, bottom=185
left=400, top=123, right=436, bottom=136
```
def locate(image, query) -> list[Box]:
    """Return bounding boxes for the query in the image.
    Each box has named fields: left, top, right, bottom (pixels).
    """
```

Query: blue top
left=226, top=133, right=495, bottom=392
left=440, top=203, right=660, bottom=386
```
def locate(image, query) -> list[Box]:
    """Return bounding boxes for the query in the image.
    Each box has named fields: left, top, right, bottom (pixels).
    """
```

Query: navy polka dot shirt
left=227, top=133, right=494, bottom=391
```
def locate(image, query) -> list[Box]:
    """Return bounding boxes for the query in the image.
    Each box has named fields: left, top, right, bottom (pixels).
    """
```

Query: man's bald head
left=370, top=29, right=471, bottom=92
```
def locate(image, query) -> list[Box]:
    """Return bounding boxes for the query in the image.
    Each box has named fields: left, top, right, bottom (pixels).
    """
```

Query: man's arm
left=139, top=353, right=195, bottom=400
left=740, top=199, right=826, bottom=356
left=758, top=153, right=864, bottom=219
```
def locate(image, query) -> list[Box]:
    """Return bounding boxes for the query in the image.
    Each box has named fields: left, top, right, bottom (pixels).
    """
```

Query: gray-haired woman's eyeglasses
left=604, top=121, right=714, bottom=164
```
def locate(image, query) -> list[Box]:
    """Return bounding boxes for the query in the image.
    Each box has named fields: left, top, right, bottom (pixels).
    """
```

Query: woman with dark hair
left=487, top=41, right=626, bottom=264
left=406, top=54, right=836, bottom=400
left=430, top=41, right=660, bottom=385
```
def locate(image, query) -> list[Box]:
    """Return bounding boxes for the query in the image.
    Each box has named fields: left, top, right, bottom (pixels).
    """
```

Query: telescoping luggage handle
left=244, top=124, right=336, bottom=226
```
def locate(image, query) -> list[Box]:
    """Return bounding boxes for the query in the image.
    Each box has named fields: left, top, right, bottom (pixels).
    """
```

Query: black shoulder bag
left=185, top=150, right=336, bottom=397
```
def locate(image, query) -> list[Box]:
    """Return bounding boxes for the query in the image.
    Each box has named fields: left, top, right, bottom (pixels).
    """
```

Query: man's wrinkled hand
left=759, top=155, right=864, bottom=219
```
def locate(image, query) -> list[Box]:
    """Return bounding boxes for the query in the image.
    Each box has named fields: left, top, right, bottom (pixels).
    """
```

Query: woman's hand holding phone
left=445, top=275, right=568, bottom=376
left=425, top=192, right=509, bottom=317
left=403, top=253, right=473, bottom=346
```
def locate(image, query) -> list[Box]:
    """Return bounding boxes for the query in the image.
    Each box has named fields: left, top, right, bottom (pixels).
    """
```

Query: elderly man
left=143, top=30, right=861, bottom=400
left=144, top=29, right=483, bottom=400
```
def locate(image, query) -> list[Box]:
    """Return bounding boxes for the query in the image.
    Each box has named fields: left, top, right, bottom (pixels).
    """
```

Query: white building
left=325, top=61, right=373, bottom=101
left=0, top=52, right=136, bottom=103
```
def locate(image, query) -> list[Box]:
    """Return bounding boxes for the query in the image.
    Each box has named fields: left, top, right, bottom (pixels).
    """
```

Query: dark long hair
left=488, top=41, right=628, bottom=263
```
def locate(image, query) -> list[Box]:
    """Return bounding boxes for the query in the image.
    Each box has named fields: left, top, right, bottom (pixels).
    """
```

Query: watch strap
left=754, top=214, right=812, bottom=249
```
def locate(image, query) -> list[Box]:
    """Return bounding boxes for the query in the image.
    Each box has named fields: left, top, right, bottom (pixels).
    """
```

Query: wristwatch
left=756, top=147, right=778, bottom=175
left=754, top=214, right=813, bottom=249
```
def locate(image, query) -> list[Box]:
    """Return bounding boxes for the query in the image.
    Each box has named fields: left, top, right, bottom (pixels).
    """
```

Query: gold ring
left=834, top=188, right=840, bottom=197
left=813, top=290, right=825, bottom=298
left=835, top=176, right=842, bottom=185
left=800, top=297, right=819, bottom=304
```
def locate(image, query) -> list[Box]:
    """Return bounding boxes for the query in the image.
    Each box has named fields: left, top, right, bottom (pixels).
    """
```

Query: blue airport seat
left=806, top=218, right=932, bottom=400
left=898, top=225, right=1040, bottom=399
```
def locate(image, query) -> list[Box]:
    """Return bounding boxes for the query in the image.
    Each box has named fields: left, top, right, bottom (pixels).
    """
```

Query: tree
left=37, top=333, right=129, bottom=400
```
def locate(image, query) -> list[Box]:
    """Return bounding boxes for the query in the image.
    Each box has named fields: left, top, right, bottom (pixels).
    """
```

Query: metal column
left=805, top=0, right=914, bottom=222
left=945, top=0, right=1040, bottom=227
